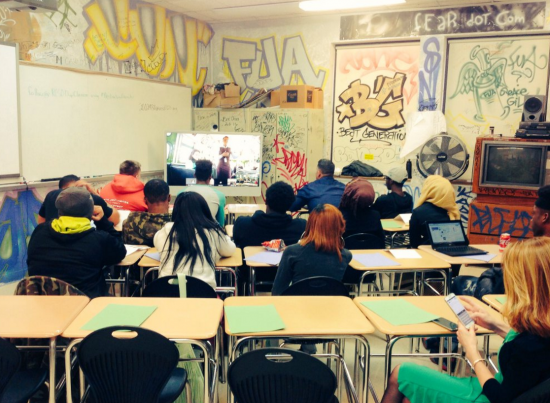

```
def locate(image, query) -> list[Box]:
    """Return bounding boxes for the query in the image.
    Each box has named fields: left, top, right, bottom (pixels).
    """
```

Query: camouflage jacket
left=122, top=212, right=171, bottom=247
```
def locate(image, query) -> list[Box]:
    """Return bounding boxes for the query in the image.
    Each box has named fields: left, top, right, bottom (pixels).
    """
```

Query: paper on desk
left=81, top=304, right=157, bottom=331
left=389, top=249, right=421, bottom=259
left=361, top=299, right=439, bottom=326
left=382, top=221, right=404, bottom=229
left=145, top=252, right=161, bottom=261
left=353, top=252, right=399, bottom=268
left=401, top=111, right=447, bottom=158
left=245, top=251, right=283, bottom=265
left=398, top=214, right=412, bottom=225
left=125, top=244, right=148, bottom=257
left=225, top=305, right=285, bottom=334
left=496, top=296, right=507, bottom=305
left=466, top=254, right=496, bottom=262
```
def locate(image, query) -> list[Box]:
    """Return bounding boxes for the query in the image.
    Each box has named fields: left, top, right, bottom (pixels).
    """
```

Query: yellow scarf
left=51, top=216, right=92, bottom=234
left=415, top=175, right=461, bottom=220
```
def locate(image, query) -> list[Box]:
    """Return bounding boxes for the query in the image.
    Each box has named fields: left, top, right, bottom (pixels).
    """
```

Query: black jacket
left=233, top=211, right=307, bottom=249
left=372, top=192, right=413, bottom=219
left=409, top=202, right=450, bottom=248
left=341, top=208, right=385, bottom=242
left=27, top=220, right=126, bottom=298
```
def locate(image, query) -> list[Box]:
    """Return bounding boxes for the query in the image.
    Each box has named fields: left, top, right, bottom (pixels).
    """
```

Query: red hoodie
left=100, top=174, right=147, bottom=212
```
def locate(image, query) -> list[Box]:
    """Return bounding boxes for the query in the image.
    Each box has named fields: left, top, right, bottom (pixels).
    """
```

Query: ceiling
left=144, top=0, right=522, bottom=24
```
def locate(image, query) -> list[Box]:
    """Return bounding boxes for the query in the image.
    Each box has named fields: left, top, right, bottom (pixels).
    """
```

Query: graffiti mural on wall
left=418, top=36, right=443, bottom=111
left=0, top=190, right=42, bottom=285
left=470, top=204, right=532, bottom=238
left=221, top=34, right=328, bottom=100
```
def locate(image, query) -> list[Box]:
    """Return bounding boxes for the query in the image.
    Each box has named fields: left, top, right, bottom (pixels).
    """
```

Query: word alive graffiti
left=222, top=35, right=328, bottom=99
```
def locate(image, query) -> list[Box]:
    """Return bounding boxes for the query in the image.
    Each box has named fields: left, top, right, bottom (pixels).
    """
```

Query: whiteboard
left=0, top=43, right=20, bottom=177
left=444, top=35, right=550, bottom=180
left=19, top=63, right=192, bottom=181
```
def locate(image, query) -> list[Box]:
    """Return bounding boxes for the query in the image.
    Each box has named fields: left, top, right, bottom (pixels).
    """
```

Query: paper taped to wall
left=401, top=111, right=446, bottom=158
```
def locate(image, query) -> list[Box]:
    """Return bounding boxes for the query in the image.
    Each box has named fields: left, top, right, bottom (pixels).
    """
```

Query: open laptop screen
left=427, top=221, right=467, bottom=246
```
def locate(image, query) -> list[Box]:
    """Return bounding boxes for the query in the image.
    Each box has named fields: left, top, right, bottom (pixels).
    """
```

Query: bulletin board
left=443, top=34, right=550, bottom=180
left=331, top=40, right=420, bottom=175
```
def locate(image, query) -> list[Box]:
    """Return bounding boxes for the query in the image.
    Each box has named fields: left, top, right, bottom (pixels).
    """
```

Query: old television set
left=476, top=140, right=550, bottom=195
left=165, top=131, right=262, bottom=196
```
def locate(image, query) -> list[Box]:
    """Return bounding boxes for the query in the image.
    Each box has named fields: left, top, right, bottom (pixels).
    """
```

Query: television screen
left=165, top=132, right=262, bottom=196
left=484, top=145, right=544, bottom=186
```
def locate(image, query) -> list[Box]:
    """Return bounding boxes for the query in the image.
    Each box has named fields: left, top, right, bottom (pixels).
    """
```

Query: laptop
left=426, top=221, right=488, bottom=257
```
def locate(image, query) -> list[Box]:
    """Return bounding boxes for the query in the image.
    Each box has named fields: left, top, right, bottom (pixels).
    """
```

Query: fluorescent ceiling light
left=299, top=0, right=405, bottom=11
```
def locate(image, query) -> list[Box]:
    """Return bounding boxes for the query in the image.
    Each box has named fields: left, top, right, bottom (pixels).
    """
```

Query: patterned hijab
left=415, top=175, right=460, bottom=220
left=339, top=178, right=376, bottom=217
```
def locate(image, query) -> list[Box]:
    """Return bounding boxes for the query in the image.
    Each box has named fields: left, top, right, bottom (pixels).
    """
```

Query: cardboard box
left=313, top=87, right=323, bottom=109
left=270, top=90, right=280, bottom=107
left=203, top=92, right=222, bottom=108
left=280, top=85, right=315, bottom=108
left=220, top=96, right=240, bottom=107
left=224, top=83, right=240, bottom=98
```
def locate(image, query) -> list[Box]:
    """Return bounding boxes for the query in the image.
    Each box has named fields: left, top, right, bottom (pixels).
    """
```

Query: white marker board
left=19, top=63, right=192, bottom=181
left=0, top=43, right=20, bottom=177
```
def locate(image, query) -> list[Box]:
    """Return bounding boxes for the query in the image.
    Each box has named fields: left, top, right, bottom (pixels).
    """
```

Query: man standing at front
left=290, top=159, right=345, bottom=212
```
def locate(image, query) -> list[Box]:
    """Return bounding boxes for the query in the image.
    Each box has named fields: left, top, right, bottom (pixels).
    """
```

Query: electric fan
left=416, top=133, right=469, bottom=180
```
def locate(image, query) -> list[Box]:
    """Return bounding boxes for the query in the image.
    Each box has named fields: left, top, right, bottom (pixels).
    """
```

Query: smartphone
left=445, top=293, right=475, bottom=329
left=432, top=317, right=458, bottom=332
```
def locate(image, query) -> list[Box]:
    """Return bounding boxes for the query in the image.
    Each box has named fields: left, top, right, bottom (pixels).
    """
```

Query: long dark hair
left=162, top=192, right=225, bottom=275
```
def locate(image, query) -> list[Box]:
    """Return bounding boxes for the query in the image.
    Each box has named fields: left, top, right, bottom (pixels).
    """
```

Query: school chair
left=343, top=233, right=385, bottom=294
left=512, top=378, right=550, bottom=403
left=77, top=326, right=187, bottom=403
left=228, top=348, right=338, bottom=403
left=0, top=337, right=48, bottom=403
left=141, top=275, right=217, bottom=299
left=281, top=276, right=350, bottom=297
left=15, top=275, right=85, bottom=296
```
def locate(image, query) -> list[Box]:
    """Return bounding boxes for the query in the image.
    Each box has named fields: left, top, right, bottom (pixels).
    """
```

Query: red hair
left=300, top=204, right=346, bottom=261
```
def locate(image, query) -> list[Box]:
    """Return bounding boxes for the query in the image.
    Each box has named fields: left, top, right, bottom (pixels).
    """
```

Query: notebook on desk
left=427, top=221, right=488, bottom=257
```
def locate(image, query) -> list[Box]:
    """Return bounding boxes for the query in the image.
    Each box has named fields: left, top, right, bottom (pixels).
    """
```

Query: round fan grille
left=416, top=133, right=469, bottom=180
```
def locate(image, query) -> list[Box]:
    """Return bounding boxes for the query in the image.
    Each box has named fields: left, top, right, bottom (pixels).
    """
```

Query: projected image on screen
left=485, top=146, right=542, bottom=185
left=166, top=132, right=261, bottom=187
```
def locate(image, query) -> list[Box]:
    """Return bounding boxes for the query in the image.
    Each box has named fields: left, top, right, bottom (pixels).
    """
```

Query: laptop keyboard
left=436, top=246, right=482, bottom=254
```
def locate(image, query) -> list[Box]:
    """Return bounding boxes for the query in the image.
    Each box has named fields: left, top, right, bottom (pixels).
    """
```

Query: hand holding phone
left=445, top=293, right=475, bottom=329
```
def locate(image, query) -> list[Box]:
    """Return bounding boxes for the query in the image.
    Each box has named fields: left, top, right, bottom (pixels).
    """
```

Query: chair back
left=511, top=378, right=550, bottom=403
left=141, top=275, right=217, bottom=299
left=0, top=338, right=20, bottom=400
left=281, top=276, right=349, bottom=297
left=344, top=233, right=385, bottom=250
left=77, top=326, right=179, bottom=403
left=228, top=348, right=337, bottom=403
left=15, top=276, right=85, bottom=296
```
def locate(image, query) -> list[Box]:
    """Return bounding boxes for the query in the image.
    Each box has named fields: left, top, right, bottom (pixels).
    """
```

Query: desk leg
left=65, top=339, right=82, bottom=403
left=249, top=267, right=255, bottom=296
left=48, top=337, right=56, bottom=403
left=384, top=337, right=400, bottom=389
left=227, top=335, right=235, bottom=403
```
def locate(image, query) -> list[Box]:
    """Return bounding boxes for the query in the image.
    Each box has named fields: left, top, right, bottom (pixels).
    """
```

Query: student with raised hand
left=154, top=192, right=235, bottom=290
left=381, top=237, right=550, bottom=403
left=123, top=179, right=171, bottom=246
left=272, top=204, right=352, bottom=295
left=38, top=174, right=120, bottom=226
left=409, top=175, right=460, bottom=248
left=100, top=160, right=147, bottom=211
left=339, top=177, right=384, bottom=241
left=372, top=166, right=413, bottom=219
left=182, top=159, right=226, bottom=227
left=233, top=181, right=306, bottom=249
left=28, top=187, right=126, bottom=298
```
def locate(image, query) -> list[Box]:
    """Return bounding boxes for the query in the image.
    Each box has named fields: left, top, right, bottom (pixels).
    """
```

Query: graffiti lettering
left=272, top=135, right=308, bottom=192
left=456, top=185, right=474, bottom=226
left=471, top=204, right=532, bottom=238
left=508, top=45, right=548, bottom=83
left=418, top=37, right=441, bottom=111
left=0, top=6, right=15, bottom=41
left=337, top=127, right=406, bottom=145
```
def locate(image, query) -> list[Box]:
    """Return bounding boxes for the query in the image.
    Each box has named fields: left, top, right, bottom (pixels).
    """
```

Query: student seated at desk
left=38, top=174, right=120, bottom=226
left=381, top=237, right=550, bottom=403
left=339, top=177, right=384, bottom=241
left=100, top=160, right=147, bottom=212
left=409, top=175, right=460, bottom=248
left=123, top=179, right=171, bottom=246
left=272, top=204, right=352, bottom=295
left=154, top=192, right=235, bottom=289
left=233, top=181, right=306, bottom=248
left=27, top=187, right=126, bottom=298
left=372, top=167, right=413, bottom=219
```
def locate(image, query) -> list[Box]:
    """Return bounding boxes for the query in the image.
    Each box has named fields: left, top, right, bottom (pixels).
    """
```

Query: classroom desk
left=381, top=219, right=409, bottom=248
left=224, top=296, right=375, bottom=403
left=354, top=296, right=499, bottom=387
left=225, top=224, right=233, bottom=238
left=243, top=246, right=280, bottom=295
left=349, top=249, right=451, bottom=295
left=111, top=248, right=149, bottom=296
left=418, top=244, right=502, bottom=265
left=62, top=297, right=223, bottom=403
left=482, top=294, right=506, bottom=313
left=0, top=296, right=90, bottom=403
left=226, top=204, right=265, bottom=224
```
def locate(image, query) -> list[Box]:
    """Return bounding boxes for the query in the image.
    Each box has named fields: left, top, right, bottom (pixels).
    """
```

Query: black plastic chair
left=0, top=337, right=48, bottom=403
left=77, top=326, right=186, bottom=403
left=343, top=233, right=385, bottom=291
left=512, top=378, right=550, bottom=403
left=281, top=276, right=350, bottom=297
left=141, top=275, right=217, bottom=299
left=228, top=348, right=337, bottom=403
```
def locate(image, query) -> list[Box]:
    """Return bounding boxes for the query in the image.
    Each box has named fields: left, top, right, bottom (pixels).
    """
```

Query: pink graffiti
left=272, top=135, right=308, bottom=192
left=338, top=48, right=418, bottom=104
